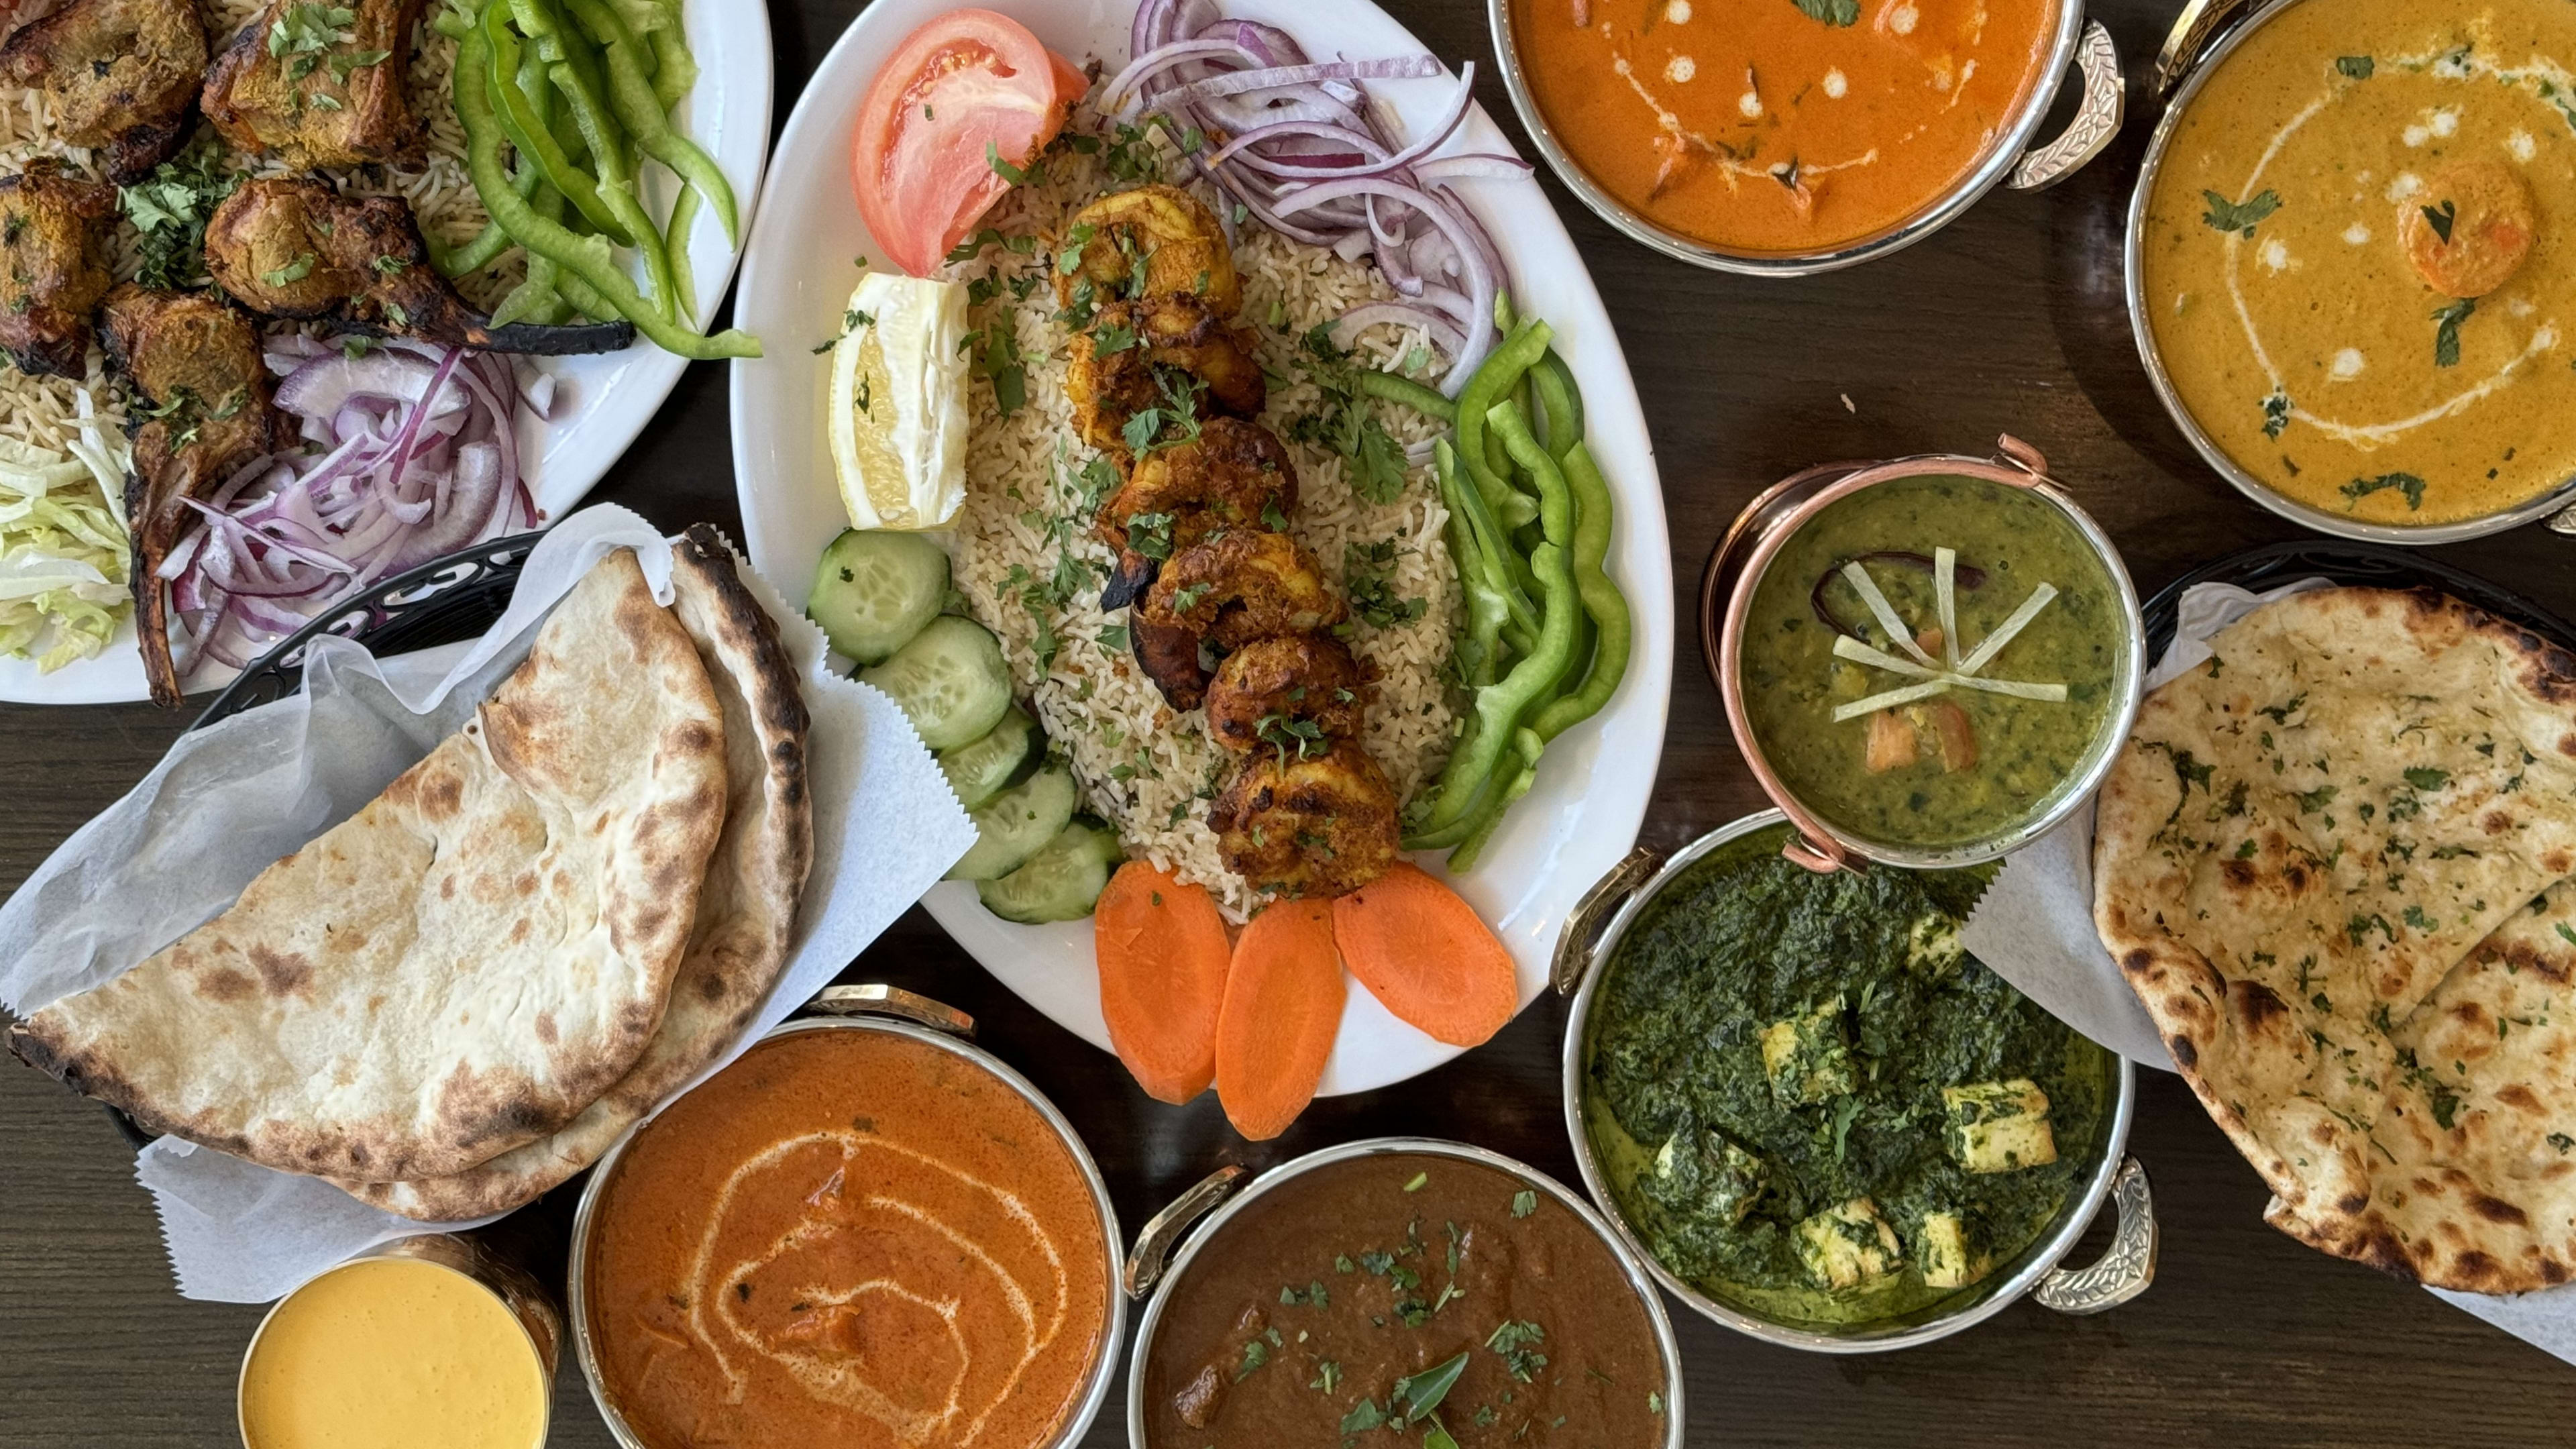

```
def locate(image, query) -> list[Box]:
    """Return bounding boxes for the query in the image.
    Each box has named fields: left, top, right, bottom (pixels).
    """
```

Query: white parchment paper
left=1962, top=576, right=2576, bottom=1362
left=0, top=505, right=979, bottom=1301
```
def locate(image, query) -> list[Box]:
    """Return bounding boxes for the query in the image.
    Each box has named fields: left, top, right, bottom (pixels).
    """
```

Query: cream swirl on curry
left=584, top=1028, right=1112, bottom=1449
left=2143, top=0, right=2576, bottom=526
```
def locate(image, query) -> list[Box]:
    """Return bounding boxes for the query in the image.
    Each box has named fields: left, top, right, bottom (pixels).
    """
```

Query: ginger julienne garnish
left=1827, top=547, right=2068, bottom=722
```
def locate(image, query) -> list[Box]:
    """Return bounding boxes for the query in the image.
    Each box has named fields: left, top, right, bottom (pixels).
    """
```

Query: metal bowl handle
left=2008, top=21, right=2124, bottom=192
left=1552, top=847, right=1662, bottom=996
left=2033, top=1157, right=2158, bottom=1314
left=1122, top=1165, right=1246, bottom=1300
left=2153, top=0, right=2259, bottom=99
left=803, top=983, right=975, bottom=1038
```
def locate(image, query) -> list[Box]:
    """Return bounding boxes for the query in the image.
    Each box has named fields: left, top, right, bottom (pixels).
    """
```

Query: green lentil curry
left=1739, top=474, right=2125, bottom=850
left=1582, top=824, right=2110, bottom=1328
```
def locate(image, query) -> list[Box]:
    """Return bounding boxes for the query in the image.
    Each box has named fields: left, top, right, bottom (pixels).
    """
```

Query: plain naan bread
left=8, top=551, right=729, bottom=1182
left=341, top=529, right=812, bottom=1220
left=2096, top=588, right=2576, bottom=1291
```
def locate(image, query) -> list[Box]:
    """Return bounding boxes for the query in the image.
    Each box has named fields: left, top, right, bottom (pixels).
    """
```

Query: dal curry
left=2141, top=0, right=2576, bottom=527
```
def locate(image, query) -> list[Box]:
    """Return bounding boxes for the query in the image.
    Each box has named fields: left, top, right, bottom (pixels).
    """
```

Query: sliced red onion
left=1330, top=302, right=1467, bottom=356
left=1410, top=154, right=1536, bottom=182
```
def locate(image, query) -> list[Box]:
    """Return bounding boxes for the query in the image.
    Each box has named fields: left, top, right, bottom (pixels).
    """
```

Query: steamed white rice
left=943, top=105, right=1462, bottom=920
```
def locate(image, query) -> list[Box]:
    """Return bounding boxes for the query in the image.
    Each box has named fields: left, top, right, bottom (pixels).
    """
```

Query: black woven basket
left=95, top=533, right=551, bottom=1148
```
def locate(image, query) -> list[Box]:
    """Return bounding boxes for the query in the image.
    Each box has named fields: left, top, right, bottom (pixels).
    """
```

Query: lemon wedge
left=827, top=272, right=967, bottom=530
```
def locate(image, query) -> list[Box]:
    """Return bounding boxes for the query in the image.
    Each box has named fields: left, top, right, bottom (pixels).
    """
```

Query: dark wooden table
left=7, top=0, right=2575, bottom=1443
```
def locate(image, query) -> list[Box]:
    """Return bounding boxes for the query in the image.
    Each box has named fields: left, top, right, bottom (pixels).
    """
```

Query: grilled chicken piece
left=1205, top=635, right=1369, bottom=755
left=103, top=285, right=296, bottom=706
left=1067, top=294, right=1265, bottom=450
left=1054, top=182, right=1241, bottom=317
left=203, top=0, right=426, bottom=170
left=1096, top=416, right=1296, bottom=608
left=0, top=160, right=115, bottom=377
left=204, top=176, right=633, bottom=354
left=1208, top=737, right=1401, bottom=898
left=0, top=0, right=207, bottom=183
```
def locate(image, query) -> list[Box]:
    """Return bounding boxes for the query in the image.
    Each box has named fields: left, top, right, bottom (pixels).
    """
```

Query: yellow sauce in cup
left=239, top=1256, right=549, bottom=1449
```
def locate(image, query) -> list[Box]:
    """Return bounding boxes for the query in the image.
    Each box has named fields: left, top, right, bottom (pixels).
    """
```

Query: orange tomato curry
left=1512, top=0, right=2058, bottom=253
left=584, top=1028, right=1112, bottom=1449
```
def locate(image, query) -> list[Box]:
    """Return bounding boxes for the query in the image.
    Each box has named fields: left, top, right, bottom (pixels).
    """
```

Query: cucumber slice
left=808, top=529, right=949, bottom=665
left=862, top=615, right=1011, bottom=750
left=947, top=764, right=1079, bottom=881
left=979, top=820, right=1124, bottom=924
left=938, top=707, right=1045, bottom=810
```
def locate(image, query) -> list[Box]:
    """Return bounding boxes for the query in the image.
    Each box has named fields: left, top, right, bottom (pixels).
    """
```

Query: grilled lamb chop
left=0, top=0, right=207, bottom=183
left=0, top=158, right=116, bottom=377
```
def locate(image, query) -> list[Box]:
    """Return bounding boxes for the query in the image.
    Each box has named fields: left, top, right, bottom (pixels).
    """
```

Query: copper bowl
left=1701, top=435, right=2146, bottom=871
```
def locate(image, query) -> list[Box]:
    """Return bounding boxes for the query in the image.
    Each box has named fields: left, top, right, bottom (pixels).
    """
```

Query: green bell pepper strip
left=1446, top=729, right=1543, bottom=869
left=513, top=0, right=618, bottom=150
left=1419, top=402, right=1578, bottom=834
left=649, top=18, right=698, bottom=111
left=1440, top=429, right=1538, bottom=639
left=663, top=180, right=700, bottom=320
left=1529, top=439, right=1632, bottom=741
left=1532, top=350, right=1581, bottom=457
left=483, top=2, right=632, bottom=244
left=1454, top=319, right=1548, bottom=528
left=549, top=58, right=678, bottom=321
left=455, top=19, right=759, bottom=357
left=561, top=0, right=739, bottom=246
left=1435, top=440, right=1510, bottom=689
left=486, top=39, right=571, bottom=325
left=1355, top=368, right=1453, bottom=423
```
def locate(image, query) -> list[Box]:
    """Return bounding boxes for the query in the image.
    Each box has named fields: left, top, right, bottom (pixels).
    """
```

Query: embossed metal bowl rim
left=2122, top=0, right=2576, bottom=545
left=1122, top=1136, right=1686, bottom=1448
left=566, top=1012, right=1128, bottom=1449
left=1558, top=808, right=2139, bottom=1354
left=1706, top=443, right=2149, bottom=871
left=236, top=1235, right=559, bottom=1449
left=1487, top=0, right=2088, bottom=276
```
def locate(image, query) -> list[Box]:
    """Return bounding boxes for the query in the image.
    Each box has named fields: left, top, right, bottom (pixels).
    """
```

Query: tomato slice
left=851, top=10, right=1087, bottom=276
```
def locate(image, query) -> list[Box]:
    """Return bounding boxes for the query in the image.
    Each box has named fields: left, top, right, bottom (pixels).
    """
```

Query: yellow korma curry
left=2142, top=0, right=2576, bottom=527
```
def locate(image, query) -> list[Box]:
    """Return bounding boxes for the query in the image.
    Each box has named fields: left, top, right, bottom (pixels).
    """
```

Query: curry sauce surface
left=1511, top=0, right=2056, bottom=252
left=1140, top=1155, right=1667, bottom=1447
left=2143, top=0, right=2576, bottom=525
left=584, top=1029, right=1110, bottom=1449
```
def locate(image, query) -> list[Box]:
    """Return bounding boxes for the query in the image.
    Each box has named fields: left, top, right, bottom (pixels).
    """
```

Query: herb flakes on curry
left=1580, top=823, right=2110, bottom=1327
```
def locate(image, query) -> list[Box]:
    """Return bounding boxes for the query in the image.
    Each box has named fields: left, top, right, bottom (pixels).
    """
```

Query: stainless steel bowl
left=567, top=985, right=1127, bottom=1449
left=1122, top=1138, right=1686, bottom=1448
left=1489, top=0, right=2125, bottom=276
left=1554, top=812, right=2159, bottom=1353
left=1703, top=435, right=2147, bottom=873
left=2124, top=0, right=2576, bottom=543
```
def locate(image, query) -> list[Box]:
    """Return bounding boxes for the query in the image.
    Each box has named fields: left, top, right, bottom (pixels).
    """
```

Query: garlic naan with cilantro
left=2095, top=587, right=2576, bottom=1292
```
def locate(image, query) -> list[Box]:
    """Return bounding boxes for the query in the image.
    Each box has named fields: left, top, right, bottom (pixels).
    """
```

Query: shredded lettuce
left=0, top=393, right=132, bottom=672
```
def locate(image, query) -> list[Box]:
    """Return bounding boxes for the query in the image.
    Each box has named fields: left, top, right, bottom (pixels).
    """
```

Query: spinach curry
left=1583, top=824, right=2108, bottom=1328
left=1739, top=473, right=2123, bottom=850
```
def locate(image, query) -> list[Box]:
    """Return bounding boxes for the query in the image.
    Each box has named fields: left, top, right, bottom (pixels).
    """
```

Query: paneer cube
left=1915, top=1211, right=1992, bottom=1290
left=1906, top=911, right=1966, bottom=976
left=1942, top=1079, right=2059, bottom=1173
left=1650, top=1130, right=1766, bottom=1226
left=1793, top=1197, right=1903, bottom=1291
left=1760, top=996, right=1855, bottom=1106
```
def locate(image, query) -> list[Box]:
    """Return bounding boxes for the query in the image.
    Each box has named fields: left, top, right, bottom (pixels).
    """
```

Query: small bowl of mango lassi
left=237, top=1236, right=558, bottom=1449
left=1706, top=435, right=2145, bottom=871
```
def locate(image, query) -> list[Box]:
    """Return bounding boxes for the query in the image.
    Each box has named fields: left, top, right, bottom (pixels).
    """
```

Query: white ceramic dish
left=729, top=0, right=1674, bottom=1096
left=0, top=1, right=773, bottom=705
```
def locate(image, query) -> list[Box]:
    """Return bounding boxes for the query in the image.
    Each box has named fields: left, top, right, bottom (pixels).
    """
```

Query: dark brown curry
left=1140, top=1152, right=1668, bottom=1447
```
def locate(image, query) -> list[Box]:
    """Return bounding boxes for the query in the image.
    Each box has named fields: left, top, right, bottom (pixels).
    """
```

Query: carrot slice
left=1095, top=863, right=1232, bottom=1104
left=1215, top=898, right=1346, bottom=1140
left=1330, top=863, right=1519, bottom=1048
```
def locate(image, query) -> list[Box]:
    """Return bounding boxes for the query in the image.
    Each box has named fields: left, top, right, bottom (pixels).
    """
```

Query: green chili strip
left=455, top=19, right=759, bottom=357
left=1356, top=368, right=1454, bottom=423
left=561, top=0, right=740, bottom=245
left=483, top=1, right=631, bottom=243
left=1529, top=441, right=1631, bottom=741
left=1419, top=400, right=1578, bottom=833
